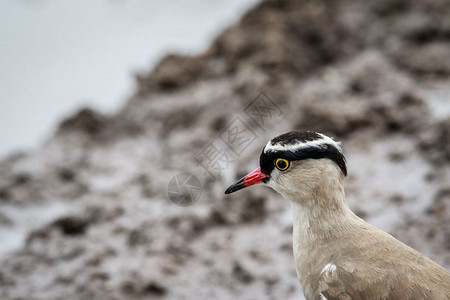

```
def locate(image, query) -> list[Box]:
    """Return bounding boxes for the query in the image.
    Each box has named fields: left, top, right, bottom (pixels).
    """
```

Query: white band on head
left=264, top=133, right=342, bottom=153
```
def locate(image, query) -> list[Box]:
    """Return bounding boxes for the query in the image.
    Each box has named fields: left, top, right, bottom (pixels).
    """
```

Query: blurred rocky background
left=1, top=0, right=450, bottom=299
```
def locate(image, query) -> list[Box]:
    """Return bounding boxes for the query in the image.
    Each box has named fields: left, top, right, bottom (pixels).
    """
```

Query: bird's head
left=224, top=131, right=347, bottom=200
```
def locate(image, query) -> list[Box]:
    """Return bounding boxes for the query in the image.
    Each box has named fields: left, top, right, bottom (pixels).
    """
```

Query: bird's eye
left=275, top=158, right=289, bottom=171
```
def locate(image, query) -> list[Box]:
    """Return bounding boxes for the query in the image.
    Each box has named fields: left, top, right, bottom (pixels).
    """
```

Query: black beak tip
left=224, top=185, right=238, bottom=195
left=224, top=178, right=245, bottom=195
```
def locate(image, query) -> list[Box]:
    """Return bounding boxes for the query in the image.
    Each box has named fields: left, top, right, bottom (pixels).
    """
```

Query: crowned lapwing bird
left=225, top=131, right=450, bottom=300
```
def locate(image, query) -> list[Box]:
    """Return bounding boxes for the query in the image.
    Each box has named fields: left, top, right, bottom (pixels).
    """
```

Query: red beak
left=224, top=167, right=269, bottom=194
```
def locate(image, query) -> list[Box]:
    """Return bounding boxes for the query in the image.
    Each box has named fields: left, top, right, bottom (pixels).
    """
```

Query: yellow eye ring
left=275, top=158, right=290, bottom=171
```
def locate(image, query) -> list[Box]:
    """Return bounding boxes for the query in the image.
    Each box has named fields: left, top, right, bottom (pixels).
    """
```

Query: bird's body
left=225, top=131, right=450, bottom=300
left=290, top=184, right=449, bottom=300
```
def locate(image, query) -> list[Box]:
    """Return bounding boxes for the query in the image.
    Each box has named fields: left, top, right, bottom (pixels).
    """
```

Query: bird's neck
left=288, top=174, right=356, bottom=238
left=287, top=176, right=360, bottom=281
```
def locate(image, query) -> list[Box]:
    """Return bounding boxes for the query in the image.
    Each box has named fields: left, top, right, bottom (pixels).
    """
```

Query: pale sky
left=0, top=0, right=260, bottom=157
